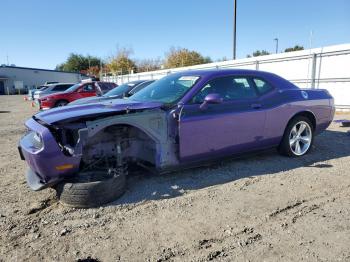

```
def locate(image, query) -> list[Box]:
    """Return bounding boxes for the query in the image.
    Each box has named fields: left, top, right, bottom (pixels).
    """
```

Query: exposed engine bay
left=48, top=109, right=180, bottom=173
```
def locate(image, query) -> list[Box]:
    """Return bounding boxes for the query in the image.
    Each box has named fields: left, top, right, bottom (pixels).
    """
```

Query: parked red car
left=38, top=81, right=117, bottom=109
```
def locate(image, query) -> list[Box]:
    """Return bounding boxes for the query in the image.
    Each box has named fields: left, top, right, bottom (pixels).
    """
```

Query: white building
left=0, top=65, right=83, bottom=95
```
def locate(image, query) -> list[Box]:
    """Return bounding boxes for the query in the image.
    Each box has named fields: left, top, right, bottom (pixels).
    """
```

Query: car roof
left=173, top=69, right=274, bottom=78
left=173, top=69, right=298, bottom=90
left=47, top=83, right=75, bottom=86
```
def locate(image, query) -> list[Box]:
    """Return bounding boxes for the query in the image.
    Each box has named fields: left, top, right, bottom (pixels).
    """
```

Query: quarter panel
left=263, top=99, right=333, bottom=145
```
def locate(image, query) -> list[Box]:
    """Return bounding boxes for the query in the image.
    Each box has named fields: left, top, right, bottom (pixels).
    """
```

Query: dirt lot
left=0, top=95, right=349, bottom=262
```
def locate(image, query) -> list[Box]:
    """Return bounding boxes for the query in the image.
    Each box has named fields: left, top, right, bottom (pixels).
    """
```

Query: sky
left=1, top=0, right=349, bottom=69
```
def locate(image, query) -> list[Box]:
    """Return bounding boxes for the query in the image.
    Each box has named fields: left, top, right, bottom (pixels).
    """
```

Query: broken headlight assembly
left=31, top=131, right=43, bottom=149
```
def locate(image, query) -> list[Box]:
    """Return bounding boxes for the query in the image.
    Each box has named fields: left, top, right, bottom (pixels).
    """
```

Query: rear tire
left=55, top=170, right=126, bottom=208
left=278, top=116, right=314, bottom=157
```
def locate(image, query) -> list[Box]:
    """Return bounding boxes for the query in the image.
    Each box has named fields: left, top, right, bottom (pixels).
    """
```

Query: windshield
left=97, top=82, right=117, bottom=94
left=38, top=86, right=49, bottom=91
left=104, top=82, right=137, bottom=97
left=129, top=75, right=199, bottom=103
left=64, top=83, right=81, bottom=93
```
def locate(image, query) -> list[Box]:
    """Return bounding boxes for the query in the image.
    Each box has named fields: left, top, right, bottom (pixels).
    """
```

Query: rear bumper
left=19, top=118, right=81, bottom=190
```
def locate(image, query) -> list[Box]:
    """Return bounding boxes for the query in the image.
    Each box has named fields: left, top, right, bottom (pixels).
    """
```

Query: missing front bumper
left=26, top=168, right=61, bottom=191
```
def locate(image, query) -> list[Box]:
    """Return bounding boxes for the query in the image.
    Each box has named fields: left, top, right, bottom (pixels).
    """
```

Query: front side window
left=192, top=76, right=257, bottom=103
left=253, top=78, right=273, bottom=94
left=64, top=83, right=81, bottom=93
left=129, top=75, right=200, bottom=104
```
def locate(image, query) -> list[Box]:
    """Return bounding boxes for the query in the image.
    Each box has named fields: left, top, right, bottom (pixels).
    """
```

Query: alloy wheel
left=289, top=121, right=312, bottom=156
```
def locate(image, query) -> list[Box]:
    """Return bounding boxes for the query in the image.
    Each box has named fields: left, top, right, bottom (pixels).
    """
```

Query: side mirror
left=200, top=93, right=223, bottom=110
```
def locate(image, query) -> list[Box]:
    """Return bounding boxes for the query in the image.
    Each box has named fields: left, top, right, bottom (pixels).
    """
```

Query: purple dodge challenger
left=19, top=69, right=335, bottom=206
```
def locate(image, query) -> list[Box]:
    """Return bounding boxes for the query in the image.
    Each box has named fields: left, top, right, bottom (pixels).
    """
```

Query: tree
left=136, top=58, right=162, bottom=72
left=164, top=47, right=212, bottom=68
left=284, top=45, right=304, bottom=52
left=85, top=66, right=101, bottom=77
left=106, top=47, right=137, bottom=75
left=56, top=53, right=101, bottom=74
left=246, top=50, right=270, bottom=58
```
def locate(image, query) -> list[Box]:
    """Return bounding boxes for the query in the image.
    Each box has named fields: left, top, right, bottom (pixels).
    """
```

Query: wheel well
left=81, top=124, right=158, bottom=168
left=55, top=99, right=69, bottom=106
left=289, top=111, right=316, bottom=130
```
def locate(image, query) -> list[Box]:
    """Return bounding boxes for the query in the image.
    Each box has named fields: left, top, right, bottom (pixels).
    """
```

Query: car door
left=178, top=75, right=266, bottom=161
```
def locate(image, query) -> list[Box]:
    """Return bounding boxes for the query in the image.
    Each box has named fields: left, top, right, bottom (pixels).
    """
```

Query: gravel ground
left=0, top=95, right=349, bottom=262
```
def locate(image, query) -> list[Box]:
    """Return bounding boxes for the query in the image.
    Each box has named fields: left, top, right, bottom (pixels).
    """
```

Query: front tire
left=278, top=116, right=314, bottom=157
left=55, top=170, right=126, bottom=208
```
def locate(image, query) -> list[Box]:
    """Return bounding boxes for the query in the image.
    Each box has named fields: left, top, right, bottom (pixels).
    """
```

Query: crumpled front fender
left=20, top=118, right=81, bottom=188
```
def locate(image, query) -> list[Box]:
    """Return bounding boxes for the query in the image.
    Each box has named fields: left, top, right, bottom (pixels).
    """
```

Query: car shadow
left=110, top=129, right=350, bottom=206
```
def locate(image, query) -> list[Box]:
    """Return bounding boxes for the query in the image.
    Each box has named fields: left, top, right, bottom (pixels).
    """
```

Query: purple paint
left=18, top=69, right=335, bottom=191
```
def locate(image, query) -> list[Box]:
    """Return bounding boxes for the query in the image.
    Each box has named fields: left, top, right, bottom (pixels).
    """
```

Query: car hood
left=68, top=95, right=119, bottom=106
left=35, top=99, right=164, bottom=124
left=34, top=90, right=45, bottom=96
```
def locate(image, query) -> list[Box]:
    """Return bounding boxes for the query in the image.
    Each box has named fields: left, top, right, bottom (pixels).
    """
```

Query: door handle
left=251, top=103, right=262, bottom=109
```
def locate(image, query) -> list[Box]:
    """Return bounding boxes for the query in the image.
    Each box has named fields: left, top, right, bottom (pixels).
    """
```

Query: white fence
left=103, top=43, right=350, bottom=109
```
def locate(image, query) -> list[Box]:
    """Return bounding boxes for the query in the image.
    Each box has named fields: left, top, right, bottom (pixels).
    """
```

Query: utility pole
left=99, top=59, right=103, bottom=80
left=274, top=38, right=279, bottom=54
left=233, top=0, right=237, bottom=60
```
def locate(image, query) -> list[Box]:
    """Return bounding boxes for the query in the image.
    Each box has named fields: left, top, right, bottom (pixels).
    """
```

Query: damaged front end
left=19, top=117, right=81, bottom=190
left=19, top=103, right=179, bottom=191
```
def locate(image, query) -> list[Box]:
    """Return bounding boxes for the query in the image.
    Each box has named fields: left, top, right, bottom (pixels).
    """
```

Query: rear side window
left=253, top=78, right=273, bottom=95
left=52, top=84, right=72, bottom=91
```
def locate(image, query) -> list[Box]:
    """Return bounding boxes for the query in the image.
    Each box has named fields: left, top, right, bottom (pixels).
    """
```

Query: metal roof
left=0, top=65, right=81, bottom=75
